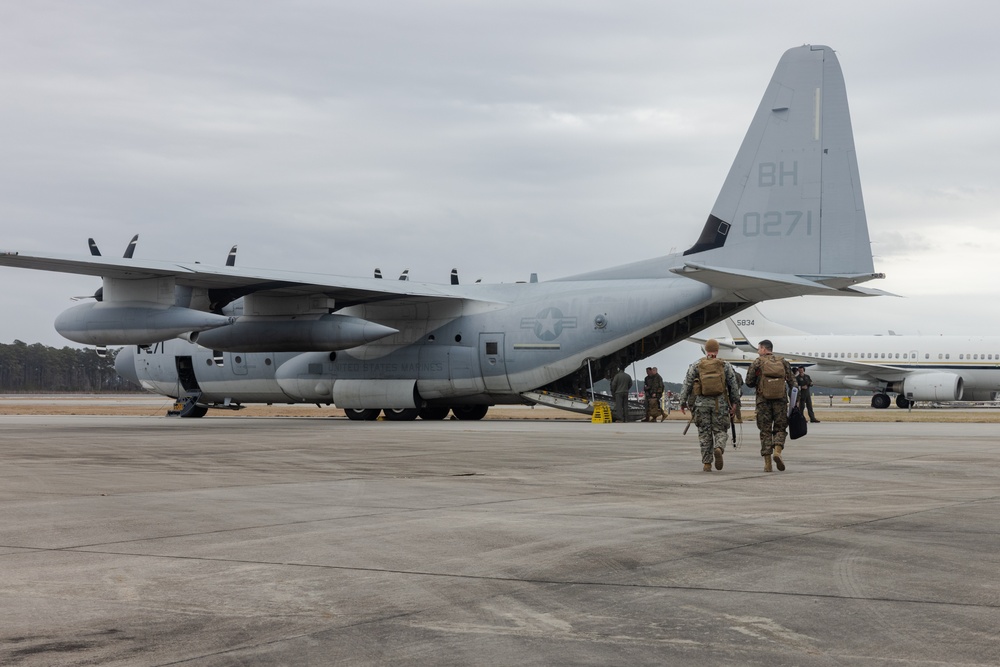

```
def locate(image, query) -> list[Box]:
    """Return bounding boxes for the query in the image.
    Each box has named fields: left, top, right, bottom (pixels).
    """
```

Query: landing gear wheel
left=452, top=405, right=489, bottom=421
left=384, top=408, right=420, bottom=421
left=895, top=394, right=912, bottom=409
left=871, top=393, right=891, bottom=409
left=419, top=407, right=451, bottom=420
left=345, top=408, right=381, bottom=421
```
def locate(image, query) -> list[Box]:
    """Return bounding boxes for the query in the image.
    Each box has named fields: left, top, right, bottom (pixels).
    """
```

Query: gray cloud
left=2, top=1, right=1000, bottom=355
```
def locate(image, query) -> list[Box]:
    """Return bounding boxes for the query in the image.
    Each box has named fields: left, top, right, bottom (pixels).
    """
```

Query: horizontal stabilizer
left=671, top=262, right=883, bottom=301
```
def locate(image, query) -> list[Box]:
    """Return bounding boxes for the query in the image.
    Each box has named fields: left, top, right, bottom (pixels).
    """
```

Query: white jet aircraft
left=0, top=45, right=884, bottom=419
left=701, top=306, right=1000, bottom=408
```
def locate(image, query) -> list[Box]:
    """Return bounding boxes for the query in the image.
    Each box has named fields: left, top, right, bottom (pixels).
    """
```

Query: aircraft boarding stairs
left=167, top=391, right=205, bottom=418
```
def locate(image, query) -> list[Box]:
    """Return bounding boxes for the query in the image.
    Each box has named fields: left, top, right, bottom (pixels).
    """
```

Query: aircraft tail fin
left=682, top=45, right=874, bottom=283
left=727, top=305, right=807, bottom=349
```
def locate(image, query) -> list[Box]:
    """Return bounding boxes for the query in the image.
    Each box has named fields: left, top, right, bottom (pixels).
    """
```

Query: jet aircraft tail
left=725, top=305, right=807, bottom=349
left=676, top=45, right=879, bottom=298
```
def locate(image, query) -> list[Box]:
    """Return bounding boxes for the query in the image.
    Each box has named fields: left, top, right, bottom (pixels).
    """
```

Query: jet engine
left=961, top=389, right=997, bottom=402
left=892, top=373, right=964, bottom=402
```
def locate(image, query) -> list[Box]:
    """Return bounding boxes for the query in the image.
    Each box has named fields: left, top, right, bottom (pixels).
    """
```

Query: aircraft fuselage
left=117, top=278, right=718, bottom=410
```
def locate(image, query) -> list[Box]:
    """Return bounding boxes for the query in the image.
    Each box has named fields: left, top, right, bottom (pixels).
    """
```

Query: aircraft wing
left=0, top=249, right=472, bottom=309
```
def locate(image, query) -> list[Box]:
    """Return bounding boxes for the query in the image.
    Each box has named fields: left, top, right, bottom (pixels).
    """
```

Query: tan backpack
left=697, top=357, right=726, bottom=396
left=759, top=355, right=787, bottom=400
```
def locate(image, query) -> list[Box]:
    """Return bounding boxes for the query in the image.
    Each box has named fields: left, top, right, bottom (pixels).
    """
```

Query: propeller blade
left=374, top=268, right=382, bottom=279
left=226, top=245, right=237, bottom=267
left=88, top=238, right=101, bottom=256
left=450, top=269, right=459, bottom=285
left=122, top=234, right=138, bottom=259
left=398, top=269, right=409, bottom=281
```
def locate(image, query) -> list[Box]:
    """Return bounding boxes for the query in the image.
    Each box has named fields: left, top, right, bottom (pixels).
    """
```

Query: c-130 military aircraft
left=0, top=45, right=883, bottom=419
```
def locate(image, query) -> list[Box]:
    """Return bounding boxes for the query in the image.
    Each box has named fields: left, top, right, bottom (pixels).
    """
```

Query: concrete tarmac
left=1, top=415, right=998, bottom=666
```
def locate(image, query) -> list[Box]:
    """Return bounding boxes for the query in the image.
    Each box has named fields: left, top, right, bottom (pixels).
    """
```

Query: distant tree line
left=0, top=341, right=139, bottom=392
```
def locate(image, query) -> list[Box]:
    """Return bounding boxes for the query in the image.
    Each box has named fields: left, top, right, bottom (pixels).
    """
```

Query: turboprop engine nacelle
left=55, top=301, right=233, bottom=345
left=894, top=373, right=964, bottom=402
left=189, top=314, right=399, bottom=352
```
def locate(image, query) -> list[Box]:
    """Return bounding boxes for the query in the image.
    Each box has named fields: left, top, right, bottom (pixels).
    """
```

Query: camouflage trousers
left=694, top=404, right=730, bottom=464
left=646, top=396, right=664, bottom=420
left=755, top=398, right=788, bottom=456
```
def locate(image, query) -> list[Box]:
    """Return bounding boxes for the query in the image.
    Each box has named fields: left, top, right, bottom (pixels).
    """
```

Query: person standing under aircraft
left=641, top=368, right=654, bottom=421
left=611, top=366, right=633, bottom=423
left=745, top=339, right=794, bottom=472
left=679, top=339, right=741, bottom=471
left=645, top=367, right=665, bottom=422
left=795, top=366, right=820, bottom=423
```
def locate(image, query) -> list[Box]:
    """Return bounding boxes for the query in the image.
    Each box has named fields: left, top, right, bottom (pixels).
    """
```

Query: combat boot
left=714, top=447, right=724, bottom=470
left=703, top=462, right=712, bottom=472
left=763, top=455, right=772, bottom=472
left=773, top=445, right=785, bottom=471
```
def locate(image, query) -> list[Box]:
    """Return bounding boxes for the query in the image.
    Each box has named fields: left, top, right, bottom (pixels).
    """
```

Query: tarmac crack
left=10, top=546, right=999, bottom=611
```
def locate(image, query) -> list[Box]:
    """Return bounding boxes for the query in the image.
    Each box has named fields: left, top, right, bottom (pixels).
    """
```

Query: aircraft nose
left=113, top=346, right=141, bottom=388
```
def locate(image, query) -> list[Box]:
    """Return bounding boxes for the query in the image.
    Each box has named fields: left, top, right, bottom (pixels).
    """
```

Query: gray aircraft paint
left=3, top=45, right=883, bottom=417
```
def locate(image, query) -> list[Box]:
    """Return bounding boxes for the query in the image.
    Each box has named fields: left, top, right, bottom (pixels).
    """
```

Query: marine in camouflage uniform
left=744, top=339, right=794, bottom=472
left=645, top=367, right=665, bottom=421
left=678, top=339, right=741, bottom=471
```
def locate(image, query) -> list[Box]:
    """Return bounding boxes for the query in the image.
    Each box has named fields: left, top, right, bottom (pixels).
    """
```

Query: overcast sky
left=2, top=2, right=998, bottom=381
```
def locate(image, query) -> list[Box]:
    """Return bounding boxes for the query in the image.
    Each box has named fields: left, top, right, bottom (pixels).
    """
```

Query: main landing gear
left=870, top=393, right=911, bottom=409
left=871, top=393, right=891, bottom=409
